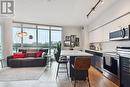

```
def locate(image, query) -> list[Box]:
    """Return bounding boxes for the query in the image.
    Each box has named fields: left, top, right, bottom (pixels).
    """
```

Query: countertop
left=85, top=49, right=117, bottom=55
left=85, top=49, right=104, bottom=53
left=61, top=50, right=93, bottom=56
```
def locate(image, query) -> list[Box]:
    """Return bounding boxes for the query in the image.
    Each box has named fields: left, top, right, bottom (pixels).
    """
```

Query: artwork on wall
left=64, top=35, right=80, bottom=48
left=65, top=36, right=70, bottom=41
left=75, top=38, right=79, bottom=46
left=70, top=35, right=76, bottom=42
left=64, top=41, right=70, bottom=47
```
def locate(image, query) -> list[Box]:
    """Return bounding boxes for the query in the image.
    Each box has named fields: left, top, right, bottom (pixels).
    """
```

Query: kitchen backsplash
left=90, top=41, right=130, bottom=52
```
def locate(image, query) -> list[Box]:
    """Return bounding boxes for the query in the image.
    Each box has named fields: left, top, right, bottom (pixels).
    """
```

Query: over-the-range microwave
left=109, top=25, right=130, bottom=41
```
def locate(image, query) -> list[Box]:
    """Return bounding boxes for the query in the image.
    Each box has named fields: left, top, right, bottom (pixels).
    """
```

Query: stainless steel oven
left=103, top=52, right=120, bottom=78
left=103, top=52, right=120, bottom=85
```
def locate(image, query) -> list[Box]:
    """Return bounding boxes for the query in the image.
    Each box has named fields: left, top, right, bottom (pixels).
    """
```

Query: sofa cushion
left=35, top=51, right=43, bottom=57
left=26, top=53, right=35, bottom=57
left=13, top=53, right=26, bottom=59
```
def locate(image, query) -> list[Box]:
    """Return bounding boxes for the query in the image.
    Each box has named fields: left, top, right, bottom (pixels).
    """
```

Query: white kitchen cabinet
left=102, top=23, right=123, bottom=42
left=89, top=29, right=103, bottom=43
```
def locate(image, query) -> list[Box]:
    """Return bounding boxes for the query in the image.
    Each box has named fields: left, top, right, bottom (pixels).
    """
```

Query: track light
left=101, top=0, right=104, bottom=4
left=92, top=8, right=96, bottom=13
left=86, top=0, right=104, bottom=18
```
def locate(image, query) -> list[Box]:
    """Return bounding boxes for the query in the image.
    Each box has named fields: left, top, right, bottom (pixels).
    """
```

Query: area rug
left=0, top=67, right=46, bottom=81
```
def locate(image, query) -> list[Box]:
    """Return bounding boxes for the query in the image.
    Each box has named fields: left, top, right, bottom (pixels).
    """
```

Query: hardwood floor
left=0, top=61, right=119, bottom=87
left=89, top=66, right=118, bottom=87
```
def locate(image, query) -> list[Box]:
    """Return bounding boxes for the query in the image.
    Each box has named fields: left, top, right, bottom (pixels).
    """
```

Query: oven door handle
left=121, top=28, right=125, bottom=38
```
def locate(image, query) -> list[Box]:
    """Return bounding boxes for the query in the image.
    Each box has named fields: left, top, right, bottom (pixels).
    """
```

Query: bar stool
left=72, top=56, right=91, bottom=87
left=54, top=51, right=69, bottom=79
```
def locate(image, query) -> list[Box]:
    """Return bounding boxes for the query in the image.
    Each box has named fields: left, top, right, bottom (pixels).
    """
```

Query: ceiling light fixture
left=87, top=0, right=104, bottom=18
left=18, top=32, right=28, bottom=37
left=101, top=0, right=104, bottom=4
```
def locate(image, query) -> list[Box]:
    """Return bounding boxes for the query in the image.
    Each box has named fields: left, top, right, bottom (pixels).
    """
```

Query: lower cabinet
left=120, top=57, right=130, bottom=87
left=94, top=55, right=103, bottom=72
left=91, top=56, right=95, bottom=67
left=85, top=50, right=103, bottom=72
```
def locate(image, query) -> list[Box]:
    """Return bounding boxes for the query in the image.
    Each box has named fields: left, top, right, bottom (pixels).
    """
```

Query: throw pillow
left=35, top=51, right=43, bottom=58
left=13, top=53, right=26, bottom=58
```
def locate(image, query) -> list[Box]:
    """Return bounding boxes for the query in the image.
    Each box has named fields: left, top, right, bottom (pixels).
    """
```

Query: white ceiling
left=14, top=0, right=117, bottom=26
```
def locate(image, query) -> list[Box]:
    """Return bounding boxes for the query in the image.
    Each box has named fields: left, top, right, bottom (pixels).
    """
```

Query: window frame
left=12, top=23, right=62, bottom=54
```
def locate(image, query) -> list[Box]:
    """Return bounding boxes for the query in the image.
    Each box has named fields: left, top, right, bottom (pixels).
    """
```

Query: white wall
left=87, top=0, right=130, bottom=52
left=62, top=26, right=83, bottom=50
left=0, top=17, right=13, bottom=65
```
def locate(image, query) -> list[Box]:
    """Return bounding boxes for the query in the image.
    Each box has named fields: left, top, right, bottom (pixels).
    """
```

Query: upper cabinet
left=89, top=29, right=103, bottom=43
left=89, top=26, right=122, bottom=43
left=88, top=12, right=130, bottom=43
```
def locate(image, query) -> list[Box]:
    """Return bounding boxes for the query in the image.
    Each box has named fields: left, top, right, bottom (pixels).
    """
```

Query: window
left=51, top=30, right=62, bottom=48
left=51, top=27, right=62, bottom=55
left=38, top=29, right=49, bottom=48
left=12, top=23, right=62, bottom=54
left=13, top=27, right=21, bottom=44
left=23, top=28, right=36, bottom=47
left=12, top=27, right=21, bottom=52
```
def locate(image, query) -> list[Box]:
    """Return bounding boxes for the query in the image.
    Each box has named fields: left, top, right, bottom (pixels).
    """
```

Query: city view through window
left=13, top=23, right=62, bottom=55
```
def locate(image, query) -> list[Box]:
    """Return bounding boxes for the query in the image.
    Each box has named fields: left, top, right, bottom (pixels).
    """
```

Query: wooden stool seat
left=72, top=56, right=91, bottom=87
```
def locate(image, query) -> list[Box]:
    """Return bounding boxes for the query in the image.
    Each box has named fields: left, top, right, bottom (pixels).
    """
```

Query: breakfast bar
left=61, top=50, right=93, bottom=80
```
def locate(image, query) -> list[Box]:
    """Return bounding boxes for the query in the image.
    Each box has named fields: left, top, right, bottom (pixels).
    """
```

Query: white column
left=82, top=25, right=89, bottom=51
left=0, top=18, right=13, bottom=66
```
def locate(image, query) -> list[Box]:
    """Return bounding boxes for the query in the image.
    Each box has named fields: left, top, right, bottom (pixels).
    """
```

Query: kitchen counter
left=85, top=49, right=104, bottom=56
left=61, top=50, right=93, bottom=80
left=85, top=49, right=116, bottom=54
left=85, top=49, right=104, bottom=53
left=61, top=50, right=93, bottom=56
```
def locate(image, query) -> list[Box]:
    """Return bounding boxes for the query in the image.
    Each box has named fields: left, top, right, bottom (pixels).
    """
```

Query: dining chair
left=72, top=56, right=91, bottom=87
